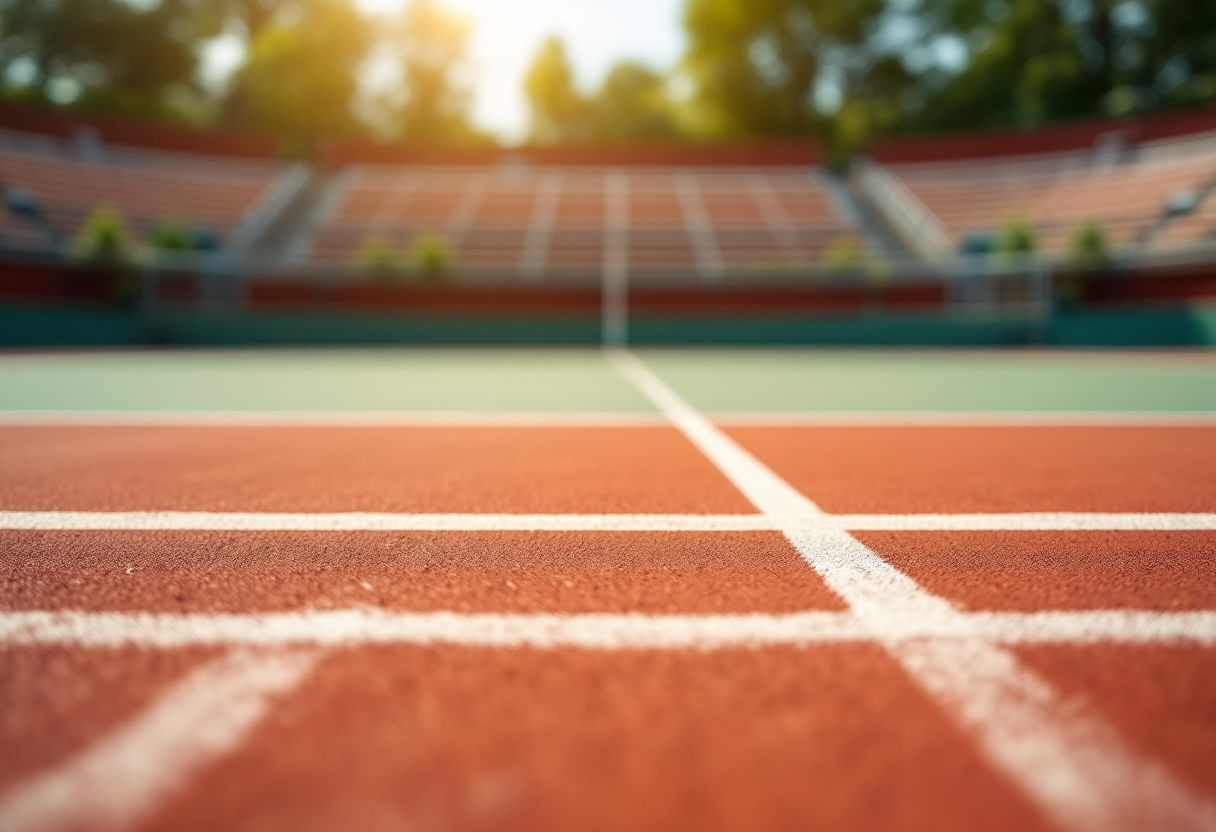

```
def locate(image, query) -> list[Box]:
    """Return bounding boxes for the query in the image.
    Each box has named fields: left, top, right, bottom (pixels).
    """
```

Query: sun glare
left=357, top=0, right=684, bottom=139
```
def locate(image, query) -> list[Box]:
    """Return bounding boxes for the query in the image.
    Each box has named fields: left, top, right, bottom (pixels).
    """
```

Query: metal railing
left=230, top=163, right=310, bottom=253
left=854, top=158, right=951, bottom=260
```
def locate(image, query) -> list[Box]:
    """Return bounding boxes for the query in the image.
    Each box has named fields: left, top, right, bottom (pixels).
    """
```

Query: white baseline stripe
left=2, top=511, right=1215, bottom=532
left=610, top=351, right=1216, bottom=832
left=0, top=511, right=774, bottom=532
left=1, top=609, right=1213, bottom=650
left=0, top=647, right=320, bottom=832
left=838, top=512, right=1216, bottom=531
left=0, top=411, right=667, bottom=428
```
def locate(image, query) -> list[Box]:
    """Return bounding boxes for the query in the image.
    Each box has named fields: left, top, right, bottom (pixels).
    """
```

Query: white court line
left=0, top=511, right=774, bottom=532
left=837, top=512, right=1216, bottom=531
left=2, top=609, right=1214, bottom=650
left=0, top=647, right=320, bottom=832
left=4, top=511, right=1215, bottom=532
left=610, top=351, right=1216, bottom=832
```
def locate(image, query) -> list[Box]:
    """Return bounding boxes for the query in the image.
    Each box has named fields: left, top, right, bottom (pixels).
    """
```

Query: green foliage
left=993, top=215, right=1038, bottom=255
left=823, top=236, right=866, bottom=273
left=592, top=62, right=679, bottom=141
left=524, top=39, right=679, bottom=143
left=148, top=217, right=194, bottom=253
left=911, top=0, right=1095, bottom=130
left=0, top=0, right=221, bottom=121
left=1066, top=218, right=1110, bottom=269
left=354, top=234, right=403, bottom=278
left=390, top=0, right=479, bottom=142
left=681, top=0, right=889, bottom=139
left=866, top=257, right=894, bottom=288
left=911, top=0, right=1216, bottom=131
left=223, top=0, right=370, bottom=142
left=409, top=232, right=453, bottom=280
left=73, top=204, right=133, bottom=265
left=525, top=37, right=591, bottom=143
left=3, top=0, right=1212, bottom=148
left=676, top=0, right=1216, bottom=147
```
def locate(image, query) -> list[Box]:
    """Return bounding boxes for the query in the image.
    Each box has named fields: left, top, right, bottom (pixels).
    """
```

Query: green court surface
left=640, top=350, right=1216, bottom=413
left=0, top=350, right=655, bottom=414
left=0, top=348, right=1213, bottom=414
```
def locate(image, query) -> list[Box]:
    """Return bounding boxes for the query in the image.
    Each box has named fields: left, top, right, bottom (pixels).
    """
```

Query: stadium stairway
left=281, top=170, right=357, bottom=266
left=238, top=167, right=323, bottom=259
left=834, top=172, right=917, bottom=262
left=1138, top=168, right=1216, bottom=249
left=812, top=173, right=910, bottom=261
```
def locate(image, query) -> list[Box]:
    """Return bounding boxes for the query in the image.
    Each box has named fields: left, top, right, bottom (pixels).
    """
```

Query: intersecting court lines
left=611, top=350, right=1216, bottom=832
left=1, top=353, right=1215, bottom=832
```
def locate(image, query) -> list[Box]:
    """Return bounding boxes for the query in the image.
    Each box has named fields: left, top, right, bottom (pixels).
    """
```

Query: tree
left=0, top=0, right=220, bottom=119
left=524, top=36, right=589, bottom=143
left=592, top=61, right=679, bottom=141
left=911, top=0, right=1102, bottom=128
left=681, top=0, right=888, bottom=138
left=388, top=0, right=477, bottom=142
left=217, top=0, right=289, bottom=41
left=1135, top=0, right=1216, bottom=109
left=910, top=0, right=1216, bottom=130
left=525, top=37, right=680, bottom=144
left=223, top=0, right=370, bottom=141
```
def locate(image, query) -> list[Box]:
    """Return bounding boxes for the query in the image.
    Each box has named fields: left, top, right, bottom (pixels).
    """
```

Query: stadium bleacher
left=1151, top=182, right=1216, bottom=249
left=0, top=129, right=296, bottom=251
left=303, top=166, right=853, bottom=279
left=3, top=104, right=1216, bottom=289
left=866, top=131, right=1216, bottom=256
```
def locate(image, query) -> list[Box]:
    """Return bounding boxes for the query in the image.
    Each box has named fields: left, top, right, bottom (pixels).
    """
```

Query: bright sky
left=356, top=0, right=687, bottom=141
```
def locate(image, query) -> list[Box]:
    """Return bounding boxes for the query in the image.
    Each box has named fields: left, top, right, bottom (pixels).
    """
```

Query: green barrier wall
left=2, top=301, right=1214, bottom=348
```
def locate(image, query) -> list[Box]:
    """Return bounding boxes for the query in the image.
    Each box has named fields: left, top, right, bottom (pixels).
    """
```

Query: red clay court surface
left=1, top=350, right=1215, bottom=832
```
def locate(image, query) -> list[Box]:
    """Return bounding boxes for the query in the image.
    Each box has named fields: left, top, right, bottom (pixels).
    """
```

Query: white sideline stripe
left=0, top=647, right=320, bottom=832
left=3, top=511, right=1216, bottom=532
left=610, top=350, right=1216, bottom=832
left=900, top=639, right=1216, bottom=832
left=1, top=609, right=1214, bottom=650
left=0, top=511, right=774, bottom=533
left=0, top=411, right=669, bottom=427
left=839, top=512, right=1216, bottom=531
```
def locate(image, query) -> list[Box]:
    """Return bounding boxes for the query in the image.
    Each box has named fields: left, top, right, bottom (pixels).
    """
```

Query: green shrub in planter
left=993, top=215, right=1038, bottom=255
left=354, top=234, right=404, bottom=278
left=148, top=217, right=194, bottom=253
left=823, top=236, right=865, bottom=274
left=1066, top=219, right=1110, bottom=270
left=866, top=257, right=894, bottom=288
left=411, top=232, right=454, bottom=282
left=73, top=204, right=140, bottom=305
left=74, top=204, right=135, bottom=266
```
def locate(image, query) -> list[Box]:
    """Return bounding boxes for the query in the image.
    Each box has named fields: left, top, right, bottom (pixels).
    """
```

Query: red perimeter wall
left=7, top=262, right=1216, bottom=315
left=0, top=101, right=279, bottom=159
left=870, top=106, right=1216, bottom=164
left=321, top=139, right=821, bottom=169
left=4, top=99, right=1214, bottom=168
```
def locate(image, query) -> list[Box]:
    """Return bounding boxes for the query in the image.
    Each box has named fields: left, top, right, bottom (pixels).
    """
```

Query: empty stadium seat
left=0, top=129, right=294, bottom=251
left=308, top=165, right=854, bottom=281
left=874, top=132, right=1216, bottom=257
